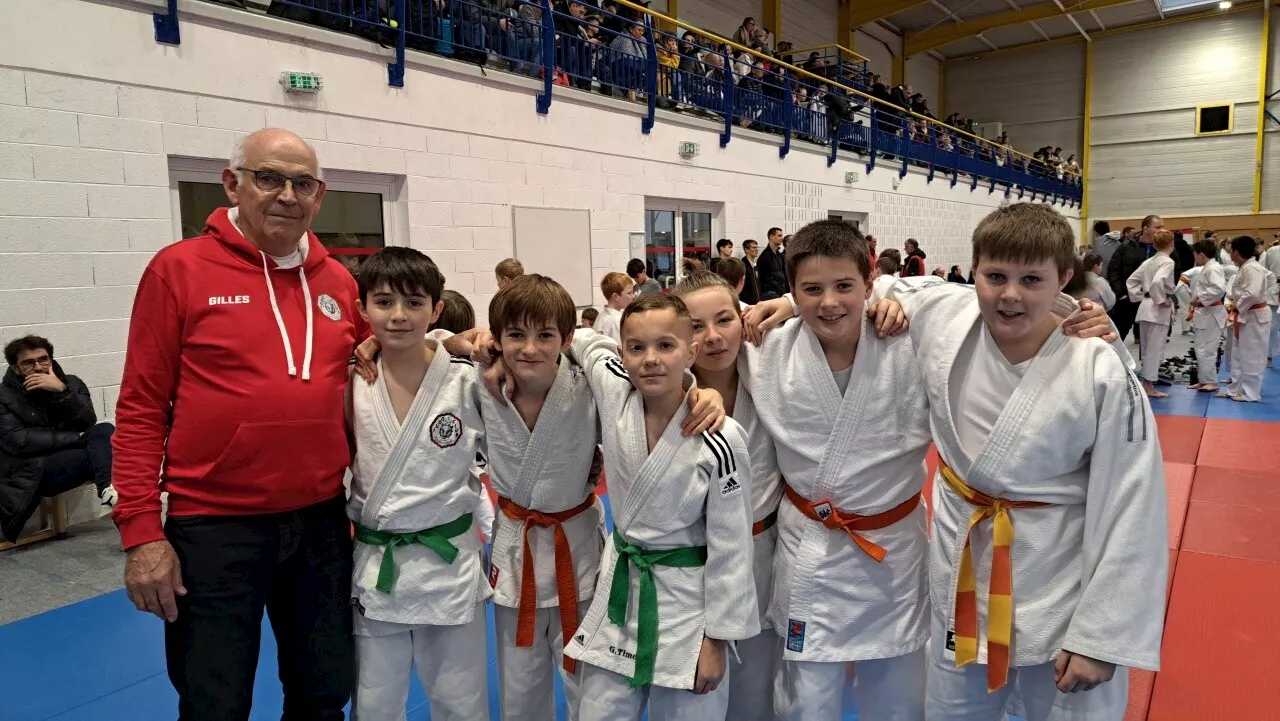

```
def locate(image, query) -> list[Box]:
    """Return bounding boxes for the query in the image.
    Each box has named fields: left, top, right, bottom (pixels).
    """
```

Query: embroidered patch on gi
left=574, top=633, right=586, bottom=646
left=488, top=564, right=500, bottom=587
left=786, top=619, right=806, bottom=653
left=430, top=412, right=463, bottom=448
left=812, top=501, right=833, bottom=521
left=945, top=629, right=956, bottom=652
left=720, top=475, right=742, bottom=496
left=317, top=294, right=342, bottom=321
left=350, top=598, right=366, bottom=616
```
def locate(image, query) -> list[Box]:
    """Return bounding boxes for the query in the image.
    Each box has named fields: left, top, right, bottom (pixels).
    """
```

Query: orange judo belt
left=1187, top=299, right=1222, bottom=321
left=1231, top=302, right=1269, bottom=339
left=497, top=493, right=597, bottom=673
left=940, top=463, right=1051, bottom=693
left=782, top=483, right=919, bottom=562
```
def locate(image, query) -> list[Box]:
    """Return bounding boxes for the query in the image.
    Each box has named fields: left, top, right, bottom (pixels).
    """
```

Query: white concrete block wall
left=0, top=0, right=1076, bottom=527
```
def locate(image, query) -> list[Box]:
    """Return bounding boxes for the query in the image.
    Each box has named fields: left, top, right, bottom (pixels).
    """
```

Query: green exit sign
left=280, top=72, right=323, bottom=93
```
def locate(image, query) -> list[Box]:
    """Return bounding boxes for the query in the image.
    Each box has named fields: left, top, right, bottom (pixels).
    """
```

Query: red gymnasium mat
left=1180, top=500, right=1280, bottom=565
left=1154, top=415, right=1206, bottom=465
left=1148, top=551, right=1280, bottom=721
left=1190, top=465, right=1280, bottom=510
left=1162, top=462, right=1194, bottom=551
left=1195, top=418, right=1280, bottom=471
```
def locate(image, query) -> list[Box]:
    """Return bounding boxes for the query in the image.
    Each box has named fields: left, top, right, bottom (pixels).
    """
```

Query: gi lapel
left=932, top=301, right=984, bottom=475
left=613, top=383, right=694, bottom=532
left=966, top=330, right=1070, bottom=486
left=359, top=342, right=453, bottom=528
left=502, top=357, right=576, bottom=508
left=806, top=318, right=875, bottom=501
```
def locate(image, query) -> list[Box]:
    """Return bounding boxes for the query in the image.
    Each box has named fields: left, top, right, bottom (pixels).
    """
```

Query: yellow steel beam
left=906, top=0, right=1143, bottom=55
left=837, top=3, right=855, bottom=49
left=660, top=0, right=678, bottom=33
left=842, top=0, right=933, bottom=29
left=1253, top=0, right=1271, bottom=212
left=893, top=52, right=906, bottom=85
left=763, top=0, right=782, bottom=40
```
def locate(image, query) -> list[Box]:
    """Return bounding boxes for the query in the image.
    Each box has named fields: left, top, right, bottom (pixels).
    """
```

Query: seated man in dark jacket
left=1, top=335, right=115, bottom=541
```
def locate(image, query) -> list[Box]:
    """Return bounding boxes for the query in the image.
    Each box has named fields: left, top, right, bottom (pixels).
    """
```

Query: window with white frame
left=169, top=159, right=400, bottom=276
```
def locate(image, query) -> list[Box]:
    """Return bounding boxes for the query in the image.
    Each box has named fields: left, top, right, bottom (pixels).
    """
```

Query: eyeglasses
left=236, top=168, right=324, bottom=198
left=17, top=356, right=52, bottom=371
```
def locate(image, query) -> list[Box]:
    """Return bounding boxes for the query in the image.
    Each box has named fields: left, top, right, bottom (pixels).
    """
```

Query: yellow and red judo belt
left=940, top=463, right=1053, bottom=692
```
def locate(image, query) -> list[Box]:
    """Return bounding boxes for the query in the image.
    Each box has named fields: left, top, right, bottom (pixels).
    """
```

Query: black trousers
left=38, top=422, right=114, bottom=496
left=164, top=494, right=354, bottom=721
left=1109, top=298, right=1140, bottom=343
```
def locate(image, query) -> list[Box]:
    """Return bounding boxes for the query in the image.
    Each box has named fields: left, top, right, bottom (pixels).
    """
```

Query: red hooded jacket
left=112, top=207, right=368, bottom=550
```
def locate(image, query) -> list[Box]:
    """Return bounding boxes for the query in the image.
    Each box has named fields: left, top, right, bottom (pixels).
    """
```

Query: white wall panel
left=678, top=0, right=748, bottom=40
left=782, top=0, right=837, bottom=52
left=1089, top=134, right=1256, bottom=217
left=945, top=42, right=1085, bottom=154
left=1263, top=132, right=1280, bottom=213
left=907, top=53, right=941, bottom=110
left=855, top=23, right=903, bottom=82
left=1091, top=11, right=1262, bottom=114
left=1087, top=9, right=1267, bottom=217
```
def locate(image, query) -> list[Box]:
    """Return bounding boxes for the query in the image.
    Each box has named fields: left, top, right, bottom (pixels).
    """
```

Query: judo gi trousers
left=775, top=648, right=926, bottom=721
left=577, top=662, right=731, bottom=721
left=494, top=602, right=586, bottom=721
left=1228, top=319, right=1272, bottom=401
left=1193, top=325, right=1223, bottom=386
left=726, top=631, right=782, bottom=721
left=1137, top=321, right=1168, bottom=383
left=353, top=605, right=490, bottom=721
left=924, top=653, right=1129, bottom=721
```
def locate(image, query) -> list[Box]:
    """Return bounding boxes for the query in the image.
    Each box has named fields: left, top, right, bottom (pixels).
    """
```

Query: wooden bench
left=0, top=495, right=69, bottom=552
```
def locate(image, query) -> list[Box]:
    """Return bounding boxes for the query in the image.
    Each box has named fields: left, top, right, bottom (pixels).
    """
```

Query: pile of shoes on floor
left=1161, top=352, right=1198, bottom=387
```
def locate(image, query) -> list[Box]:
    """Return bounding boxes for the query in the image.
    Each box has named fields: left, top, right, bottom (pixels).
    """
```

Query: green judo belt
left=354, top=513, right=473, bottom=593
left=606, top=528, right=708, bottom=688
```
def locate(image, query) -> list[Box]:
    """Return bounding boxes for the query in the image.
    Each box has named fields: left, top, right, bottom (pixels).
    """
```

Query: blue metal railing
left=220, top=0, right=1083, bottom=203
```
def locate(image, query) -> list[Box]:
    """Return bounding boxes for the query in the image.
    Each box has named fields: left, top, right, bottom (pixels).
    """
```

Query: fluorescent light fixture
left=1218, top=0, right=1231, bottom=7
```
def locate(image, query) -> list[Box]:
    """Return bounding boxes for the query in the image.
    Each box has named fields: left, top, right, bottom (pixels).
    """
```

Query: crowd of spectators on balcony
left=261, top=0, right=1078, bottom=193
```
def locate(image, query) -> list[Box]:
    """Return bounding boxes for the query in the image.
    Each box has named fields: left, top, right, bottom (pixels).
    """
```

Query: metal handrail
left=609, top=0, right=1055, bottom=172
left=787, top=43, right=872, bottom=65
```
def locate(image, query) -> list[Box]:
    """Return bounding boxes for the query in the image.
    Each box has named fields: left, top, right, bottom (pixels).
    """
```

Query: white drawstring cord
left=299, top=266, right=314, bottom=381
left=261, top=252, right=298, bottom=377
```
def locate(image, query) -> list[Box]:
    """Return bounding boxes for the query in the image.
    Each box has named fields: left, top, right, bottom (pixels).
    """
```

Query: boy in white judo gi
left=1222, top=235, right=1274, bottom=402
left=480, top=274, right=607, bottom=721
left=594, top=272, right=635, bottom=344
left=892, top=203, right=1168, bottom=721
left=1125, top=229, right=1176, bottom=398
left=741, top=220, right=935, bottom=721
left=561, top=292, right=760, bottom=721
left=1080, top=253, right=1115, bottom=311
left=672, top=272, right=783, bottom=721
left=1186, top=240, right=1228, bottom=392
left=346, top=247, right=492, bottom=721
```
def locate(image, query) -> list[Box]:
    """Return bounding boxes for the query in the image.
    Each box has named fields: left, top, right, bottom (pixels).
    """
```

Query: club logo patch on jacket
left=430, top=412, right=462, bottom=448
left=317, top=294, right=342, bottom=321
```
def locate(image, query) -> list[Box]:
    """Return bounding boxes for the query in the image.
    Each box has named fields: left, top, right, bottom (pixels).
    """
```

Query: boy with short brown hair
left=564, top=292, right=759, bottom=721
left=495, top=258, right=525, bottom=289
left=481, top=274, right=607, bottom=721
left=893, top=203, right=1167, bottom=721
left=594, top=271, right=635, bottom=344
